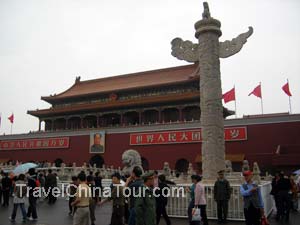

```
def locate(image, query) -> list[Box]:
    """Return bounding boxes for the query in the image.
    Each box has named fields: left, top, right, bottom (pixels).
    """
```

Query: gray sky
left=0, top=0, right=300, bottom=134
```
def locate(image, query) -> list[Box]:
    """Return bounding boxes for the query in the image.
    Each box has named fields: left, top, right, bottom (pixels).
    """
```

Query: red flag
left=222, top=87, right=235, bottom=103
left=248, top=84, right=262, bottom=98
left=282, top=82, right=292, bottom=97
left=8, top=113, right=14, bottom=124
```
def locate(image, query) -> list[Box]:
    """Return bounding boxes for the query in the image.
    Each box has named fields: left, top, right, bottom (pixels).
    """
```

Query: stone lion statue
left=122, top=149, right=143, bottom=176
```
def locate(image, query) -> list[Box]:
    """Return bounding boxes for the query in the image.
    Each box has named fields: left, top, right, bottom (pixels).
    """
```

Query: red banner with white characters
left=130, top=127, right=247, bottom=145
left=0, top=137, right=70, bottom=150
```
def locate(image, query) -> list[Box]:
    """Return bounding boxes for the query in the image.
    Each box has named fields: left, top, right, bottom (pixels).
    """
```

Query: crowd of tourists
left=0, top=166, right=299, bottom=225
left=270, top=171, right=299, bottom=222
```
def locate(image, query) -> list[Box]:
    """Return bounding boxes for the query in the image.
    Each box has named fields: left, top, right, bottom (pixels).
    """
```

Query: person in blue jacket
left=240, top=170, right=264, bottom=225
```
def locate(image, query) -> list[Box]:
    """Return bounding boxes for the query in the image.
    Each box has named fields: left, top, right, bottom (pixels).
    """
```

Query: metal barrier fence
left=167, top=182, right=273, bottom=221
left=57, top=181, right=273, bottom=221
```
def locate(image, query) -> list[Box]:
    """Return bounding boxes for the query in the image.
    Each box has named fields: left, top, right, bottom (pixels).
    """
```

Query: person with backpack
left=26, top=168, right=38, bottom=221
left=9, top=174, right=27, bottom=222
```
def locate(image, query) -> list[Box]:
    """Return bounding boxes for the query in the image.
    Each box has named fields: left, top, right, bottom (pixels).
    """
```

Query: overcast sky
left=0, top=0, right=299, bottom=134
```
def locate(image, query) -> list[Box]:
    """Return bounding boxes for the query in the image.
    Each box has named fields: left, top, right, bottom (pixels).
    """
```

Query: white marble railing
left=167, top=182, right=273, bottom=220
left=57, top=180, right=273, bottom=221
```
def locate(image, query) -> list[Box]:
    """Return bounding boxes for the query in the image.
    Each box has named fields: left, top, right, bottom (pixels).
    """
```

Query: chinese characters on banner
left=0, top=137, right=70, bottom=150
left=130, top=127, right=247, bottom=145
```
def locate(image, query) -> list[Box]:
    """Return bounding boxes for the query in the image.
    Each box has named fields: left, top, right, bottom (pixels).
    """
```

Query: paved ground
left=0, top=198, right=299, bottom=225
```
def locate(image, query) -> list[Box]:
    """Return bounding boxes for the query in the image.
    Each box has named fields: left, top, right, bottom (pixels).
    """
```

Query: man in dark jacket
left=156, top=174, right=171, bottom=225
left=45, top=169, right=57, bottom=204
left=1, top=172, right=12, bottom=207
left=125, top=166, right=143, bottom=225
left=214, top=170, right=231, bottom=223
left=135, top=171, right=156, bottom=225
left=276, top=171, right=292, bottom=221
left=27, top=168, right=38, bottom=220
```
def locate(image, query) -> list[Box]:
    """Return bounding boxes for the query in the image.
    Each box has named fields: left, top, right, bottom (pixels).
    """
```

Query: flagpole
left=260, top=82, right=263, bottom=114
left=287, top=79, right=292, bottom=114
left=10, top=123, right=13, bottom=135
left=234, top=85, right=237, bottom=118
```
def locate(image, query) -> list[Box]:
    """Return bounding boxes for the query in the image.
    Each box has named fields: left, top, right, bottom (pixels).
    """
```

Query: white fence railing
left=57, top=180, right=273, bottom=221
left=166, top=182, right=273, bottom=221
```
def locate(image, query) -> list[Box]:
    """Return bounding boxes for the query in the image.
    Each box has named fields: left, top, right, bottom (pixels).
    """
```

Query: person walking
left=240, top=170, right=265, bottom=225
left=9, top=174, right=27, bottom=222
left=0, top=171, right=3, bottom=205
left=135, top=171, right=156, bottom=225
left=270, top=172, right=280, bottom=213
left=187, top=175, right=199, bottom=225
left=87, top=175, right=96, bottom=225
left=194, top=175, right=208, bottom=225
left=1, top=172, right=12, bottom=207
left=94, top=171, right=102, bottom=203
left=156, top=174, right=171, bottom=225
left=26, top=168, right=38, bottom=221
left=69, top=176, right=78, bottom=216
left=289, top=174, right=298, bottom=211
left=71, top=172, right=91, bottom=225
left=214, top=170, right=231, bottom=223
left=125, top=166, right=143, bottom=225
left=99, top=172, right=126, bottom=225
left=276, top=171, right=292, bottom=221
left=45, top=169, right=57, bottom=204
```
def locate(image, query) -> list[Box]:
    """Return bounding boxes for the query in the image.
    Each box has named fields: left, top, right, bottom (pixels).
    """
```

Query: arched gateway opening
left=89, top=155, right=104, bottom=168
left=175, top=158, right=189, bottom=173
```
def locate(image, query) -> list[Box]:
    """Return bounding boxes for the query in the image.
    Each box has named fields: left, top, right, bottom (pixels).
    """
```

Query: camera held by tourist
left=214, top=170, right=231, bottom=224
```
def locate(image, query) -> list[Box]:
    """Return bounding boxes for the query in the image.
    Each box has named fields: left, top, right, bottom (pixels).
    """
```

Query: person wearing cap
left=99, top=172, right=125, bottom=225
left=240, top=170, right=264, bottom=225
left=135, top=171, right=156, bottom=225
left=125, top=166, right=144, bottom=225
left=214, top=170, right=231, bottom=223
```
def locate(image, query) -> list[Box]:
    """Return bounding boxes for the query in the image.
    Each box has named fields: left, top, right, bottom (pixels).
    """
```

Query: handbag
left=192, top=207, right=201, bottom=221
left=260, top=216, right=270, bottom=225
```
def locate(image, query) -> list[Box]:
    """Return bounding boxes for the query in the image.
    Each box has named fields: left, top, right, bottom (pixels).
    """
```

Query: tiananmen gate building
left=0, top=64, right=300, bottom=173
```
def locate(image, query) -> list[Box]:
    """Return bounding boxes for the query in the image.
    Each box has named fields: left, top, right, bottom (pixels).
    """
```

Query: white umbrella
left=13, top=163, right=38, bottom=175
left=293, top=169, right=300, bottom=175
